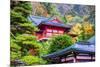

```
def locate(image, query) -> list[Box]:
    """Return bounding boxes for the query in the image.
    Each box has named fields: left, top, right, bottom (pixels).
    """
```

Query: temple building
left=42, top=36, right=95, bottom=63
left=28, top=15, right=74, bottom=41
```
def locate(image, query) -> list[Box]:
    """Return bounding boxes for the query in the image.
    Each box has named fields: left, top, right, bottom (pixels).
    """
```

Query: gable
left=49, top=18, right=61, bottom=23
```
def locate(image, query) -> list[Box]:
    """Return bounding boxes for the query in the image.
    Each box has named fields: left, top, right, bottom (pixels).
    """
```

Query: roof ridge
left=30, top=15, right=49, bottom=19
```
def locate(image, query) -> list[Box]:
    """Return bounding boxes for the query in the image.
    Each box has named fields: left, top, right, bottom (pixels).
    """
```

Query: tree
left=10, top=1, right=45, bottom=65
left=31, top=2, right=49, bottom=17
left=39, top=41, right=51, bottom=56
left=65, top=15, right=73, bottom=23
left=49, top=35, right=73, bottom=53
left=81, top=18, right=94, bottom=40
left=69, top=19, right=94, bottom=42
left=42, top=3, right=60, bottom=16
left=69, top=23, right=82, bottom=35
left=11, top=1, right=38, bottom=35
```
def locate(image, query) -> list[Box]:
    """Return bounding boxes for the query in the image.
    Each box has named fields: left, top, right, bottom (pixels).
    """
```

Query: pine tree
left=10, top=1, right=46, bottom=65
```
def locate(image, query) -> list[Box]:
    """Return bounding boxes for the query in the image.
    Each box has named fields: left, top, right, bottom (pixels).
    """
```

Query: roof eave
left=38, top=23, right=71, bottom=29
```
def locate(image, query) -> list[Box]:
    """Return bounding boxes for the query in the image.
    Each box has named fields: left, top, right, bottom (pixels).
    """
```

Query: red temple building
left=28, top=15, right=73, bottom=41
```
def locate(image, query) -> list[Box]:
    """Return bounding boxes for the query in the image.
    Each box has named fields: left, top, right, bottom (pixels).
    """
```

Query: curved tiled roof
left=28, top=15, right=71, bottom=28
left=42, top=36, right=95, bottom=58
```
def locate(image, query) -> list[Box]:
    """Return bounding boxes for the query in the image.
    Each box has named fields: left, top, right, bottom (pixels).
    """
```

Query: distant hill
left=31, top=2, right=95, bottom=24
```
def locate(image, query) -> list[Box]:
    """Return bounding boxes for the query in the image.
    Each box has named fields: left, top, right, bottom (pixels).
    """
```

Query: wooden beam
left=72, top=51, right=77, bottom=63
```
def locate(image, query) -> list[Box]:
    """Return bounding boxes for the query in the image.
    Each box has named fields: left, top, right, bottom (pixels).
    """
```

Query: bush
left=21, top=56, right=47, bottom=65
left=49, top=35, right=73, bottom=53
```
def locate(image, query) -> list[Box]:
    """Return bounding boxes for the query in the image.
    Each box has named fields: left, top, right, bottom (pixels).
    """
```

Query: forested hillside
left=31, top=2, right=95, bottom=24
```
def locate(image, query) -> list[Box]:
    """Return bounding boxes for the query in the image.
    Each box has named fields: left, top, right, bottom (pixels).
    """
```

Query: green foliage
left=78, top=30, right=94, bottom=41
left=10, top=38, right=21, bottom=50
left=42, top=3, right=60, bottom=16
left=39, top=41, right=50, bottom=56
left=10, top=51, right=21, bottom=61
left=16, top=34, right=41, bottom=50
left=71, top=16, right=83, bottom=23
left=10, top=1, right=42, bottom=65
left=11, top=1, right=38, bottom=34
left=10, top=37, right=21, bottom=61
left=49, top=35, right=73, bottom=53
left=13, top=34, right=42, bottom=57
left=21, top=56, right=47, bottom=65
left=11, top=1, right=32, bottom=16
left=60, top=16, right=68, bottom=24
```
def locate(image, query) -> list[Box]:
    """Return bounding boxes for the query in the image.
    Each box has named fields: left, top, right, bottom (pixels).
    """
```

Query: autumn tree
left=69, top=16, right=94, bottom=42
left=69, top=23, right=82, bottom=35
left=65, top=15, right=74, bottom=23
left=81, top=16, right=95, bottom=40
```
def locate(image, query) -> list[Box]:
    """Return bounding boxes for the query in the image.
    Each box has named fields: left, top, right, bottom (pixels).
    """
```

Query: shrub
left=49, top=34, right=73, bottom=53
left=21, top=56, right=47, bottom=65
